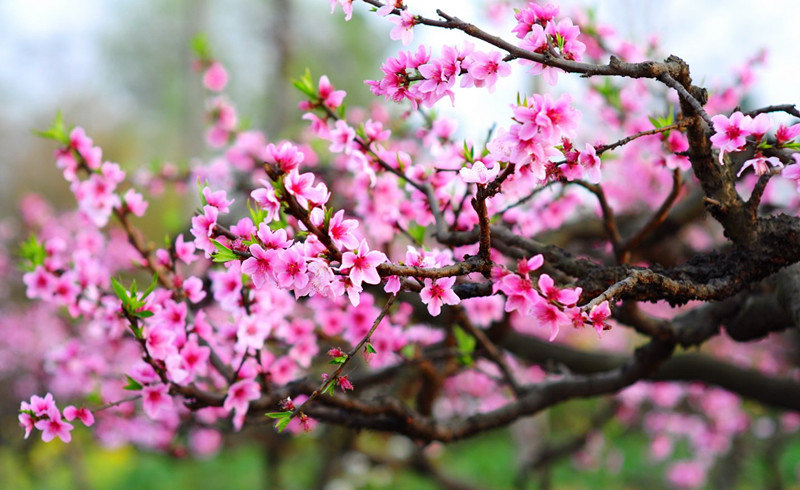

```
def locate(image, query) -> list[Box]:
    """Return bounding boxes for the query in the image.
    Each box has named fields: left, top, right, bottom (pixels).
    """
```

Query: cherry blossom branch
left=745, top=103, right=800, bottom=119
left=92, top=395, right=141, bottom=413
left=452, top=306, right=522, bottom=396
left=304, top=339, right=675, bottom=442
left=572, top=181, right=622, bottom=261
left=286, top=294, right=396, bottom=423
left=363, top=1, right=710, bottom=119
left=596, top=121, right=690, bottom=155
left=499, top=329, right=800, bottom=412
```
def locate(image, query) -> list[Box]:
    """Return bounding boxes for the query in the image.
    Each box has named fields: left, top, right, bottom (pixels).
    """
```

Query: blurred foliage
left=1, top=418, right=798, bottom=489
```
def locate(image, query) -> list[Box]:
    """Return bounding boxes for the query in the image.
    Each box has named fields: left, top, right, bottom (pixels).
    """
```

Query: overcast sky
left=1, top=1, right=797, bottom=148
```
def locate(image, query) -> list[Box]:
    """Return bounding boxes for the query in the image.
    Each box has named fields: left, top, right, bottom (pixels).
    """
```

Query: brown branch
left=453, top=307, right=523, bottom=396
left=573, top=181, right=622, bottom=261
left=620, top=168, right=683, bottom=255
left=289, top=294, right=396, bottom=422
left=597, top=121, right=690, bottom=155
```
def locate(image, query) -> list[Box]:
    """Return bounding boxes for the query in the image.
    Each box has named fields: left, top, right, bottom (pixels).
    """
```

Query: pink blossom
left=284, top=170, right=329, bottom=209
left=203, top=62, right=228, bottom=91
left=23, top=266, right=54, bottom=300
left=190, top=205, right=219, bottom=256
left=175, top=233, right=198, bottom=265
left=251, top=180, right=281, bottom=222
left=265, top=142, right=305, bottom=172
left=28, top=393, right=58, bottom=417
left=499, top=274, right=540, bottom=314
left=63, top=406, right=95, bottom=426
left=142, top=384, right=172, bottom=419
left=329, top=0, right=354, bottom=21
left=224, top=379, right=261, bottom=426
left=463, top=50, right=511, bottom=92
left=340, top=239, right=387, bottom=288
left=122, top=189, right=148, bottom=217
left=537, top=274, right=580, bottom=306
left=202, top=187, right=234, bottom=213
left=275, top=245, right=309, bottom=291
left=420, top=277, right=460, bottom=316
left=34, top=410, right=74, bottom=443
left=531, top=301, right=569, bottom=341
left=737, top=154, right=782, bottom=177
left=459, top=161, right=500, bottom=184
left=578, top=144, right=602, bottom=183
left=328, top=120, right=357, bottom=154
left=782, top=160, right=800, bottom=191
left=19, top=412, right=34, bottom=439
left=667, top=461, right=707, bottom=489
left=588, top=301, right=612, bottom=335
left=242, top=244, right=279, bottom=289
left=710, top=111, right=751, bottom=164
left=776, top=123, right=800, bottom=144
left=328, top=210, right=359, bottom=249
left=389, top=10, right=416, bottom=46
left=318, top=75, right=347, bottom=109
left=182, top=276, right=207, bottom=303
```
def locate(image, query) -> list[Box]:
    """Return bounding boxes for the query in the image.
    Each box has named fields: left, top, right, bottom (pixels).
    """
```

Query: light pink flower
left=459, top=161, right=500, bottom=184
left=389, top=10, right=416, bottom=46
left=737, top=155, right=782, bottom=177
left=710, top=111, right=751, bottom=164
left=340, top=239, right=387, bottom=288
left=328, top=210, right=359, bottom=250
left=241, top=244, right=279, bottom=289
left=34, top=410, right=73, bottom=443
left=142, top=384, right=172, bottom=419
left=420, top=276, right=460, bottom=316
left=63, top=406, right=95, bottom=427
left=224, top=379, right=261, bottom=420
left=203, top=62, right=228, bottom=91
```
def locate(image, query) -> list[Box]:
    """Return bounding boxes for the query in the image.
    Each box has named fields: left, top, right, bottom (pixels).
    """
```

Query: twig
left=621, top=168, right=683, bottom=256
left=597, top=121, right=690, bottom=155
left=288, top=294, right=397, bottom=422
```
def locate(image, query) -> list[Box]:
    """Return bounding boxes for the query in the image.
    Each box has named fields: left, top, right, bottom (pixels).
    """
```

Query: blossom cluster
left=710, top=111, right=800, bottom=176
left=366, top=42, right=511, bottom=108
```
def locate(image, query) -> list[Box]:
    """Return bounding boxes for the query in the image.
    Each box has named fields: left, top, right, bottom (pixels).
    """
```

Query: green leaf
left=190, top=33, right=212, bottom=61
left=248, top=199, right=268, bottom=226
left=211, top=239, right=239, bottom=263
left=328, top=355, right=348, bottom=365
left=142, top=273, right=158, bottom=300
left=266, top=411, right=292, bottom=419
left=454, top=326, right=476, bottom=366
left=123, top=375, right=142, bottom=391
left=197, top=178, right=208, bottom=206
left=407, top=222, right=426, bottom=245
left=111, top=278, right=130, bottom=305
left=32, top=110, right=69, bottom=144
left=275, top=415, right=292, bottom=433
left=132, top=310, right=154, bottom=319
left=400, top=344, right=417, bottom=359
left=364, top=342, right=377, bottom=355
left=322, top=382, right=335, bottom=396
left=291, top=68, right=316, bottom=98
left=18, top=233, right=46, bottom=272
left=269, top=210, right=288, bottom=231
left=323, top=206, right=335, bottom=230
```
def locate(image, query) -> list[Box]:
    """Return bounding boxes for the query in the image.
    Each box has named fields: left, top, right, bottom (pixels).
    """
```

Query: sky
left=0, top=0, right=798, bottom=196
